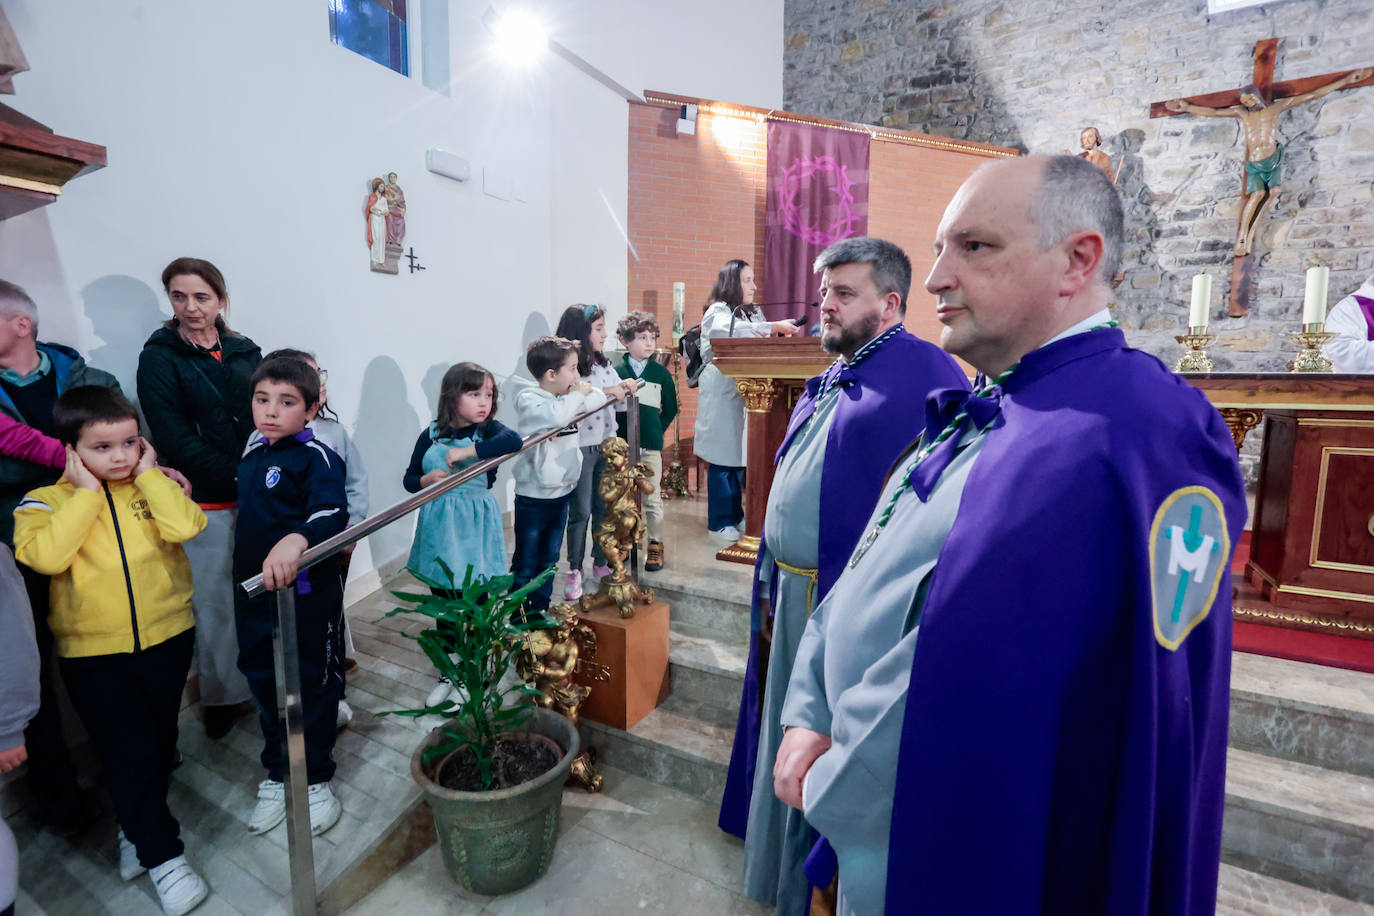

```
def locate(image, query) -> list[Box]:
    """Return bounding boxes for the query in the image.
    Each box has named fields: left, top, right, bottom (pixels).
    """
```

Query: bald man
left=774, top=155, right=1245, bottom=914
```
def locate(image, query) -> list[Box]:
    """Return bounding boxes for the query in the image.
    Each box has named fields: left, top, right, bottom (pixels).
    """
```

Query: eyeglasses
left=317, top=369, right=329, bottom=383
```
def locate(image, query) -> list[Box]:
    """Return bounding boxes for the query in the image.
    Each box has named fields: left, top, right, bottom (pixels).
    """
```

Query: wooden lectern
left=1186, top=374, right=1374, bottom=642
left=708, top=337, right=832, bottom=564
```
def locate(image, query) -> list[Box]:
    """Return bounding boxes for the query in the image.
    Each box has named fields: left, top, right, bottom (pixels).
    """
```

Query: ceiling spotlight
left=483, top=6, right=549, bottom=67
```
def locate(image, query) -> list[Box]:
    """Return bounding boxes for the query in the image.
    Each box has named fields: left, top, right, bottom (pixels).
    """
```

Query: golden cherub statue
left=581, top=437, right=655, bottom=618
left=517, top=602, right=603, bottom=792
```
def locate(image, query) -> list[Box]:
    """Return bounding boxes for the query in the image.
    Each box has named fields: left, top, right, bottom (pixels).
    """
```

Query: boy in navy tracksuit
left=233, top=357, right=347, bottom=838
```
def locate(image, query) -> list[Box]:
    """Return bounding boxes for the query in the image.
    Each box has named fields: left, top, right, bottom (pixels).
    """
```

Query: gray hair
left=813, top=236, right=912, bottom=315
left=0, top=279, right=38, bottom=337
left=1028, top=155, right=1124, bottom=284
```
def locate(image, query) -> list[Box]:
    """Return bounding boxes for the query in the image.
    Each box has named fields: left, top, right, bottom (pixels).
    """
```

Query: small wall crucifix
left=1151, top=39, right=1371, bottom=317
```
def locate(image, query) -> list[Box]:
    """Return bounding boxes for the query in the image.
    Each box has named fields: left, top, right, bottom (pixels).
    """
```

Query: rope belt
left=774, top=558, right=820, bottom=612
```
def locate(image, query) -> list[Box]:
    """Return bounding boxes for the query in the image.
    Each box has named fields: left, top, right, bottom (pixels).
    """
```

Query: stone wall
left=783, top=0, right=1374, bottom=373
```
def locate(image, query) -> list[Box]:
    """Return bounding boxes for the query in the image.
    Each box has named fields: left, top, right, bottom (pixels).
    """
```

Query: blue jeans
left=565, top=445, right=607, bottom=572
left=706, top=463, right=745, bottom=532
left=513, top=493, right=572, bottom=614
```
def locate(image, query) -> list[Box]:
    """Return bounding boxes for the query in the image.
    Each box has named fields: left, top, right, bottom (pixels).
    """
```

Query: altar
left=714, top=338, right=1374, bottom=664
left=1186, top=374, right=1374, bottom=662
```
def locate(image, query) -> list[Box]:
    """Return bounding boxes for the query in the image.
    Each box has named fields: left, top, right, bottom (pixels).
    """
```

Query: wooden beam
left=1252, top=38, right=1278, bottom=103
left=0, top=120, right=106, bottom=172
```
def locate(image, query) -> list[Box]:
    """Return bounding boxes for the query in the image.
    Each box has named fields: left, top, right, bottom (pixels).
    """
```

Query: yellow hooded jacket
left=14, top=469, right=207, bottom=658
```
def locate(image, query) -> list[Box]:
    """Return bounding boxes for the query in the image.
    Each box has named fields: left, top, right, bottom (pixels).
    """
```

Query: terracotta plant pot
left=411, top=707, right=579, bottom=896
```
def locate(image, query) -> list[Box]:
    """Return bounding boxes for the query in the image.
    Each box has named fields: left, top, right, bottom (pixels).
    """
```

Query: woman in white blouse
left=693, top=259, right=801, bottom=541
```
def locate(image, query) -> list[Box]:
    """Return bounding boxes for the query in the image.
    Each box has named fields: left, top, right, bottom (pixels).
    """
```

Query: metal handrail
left=236, top=390, right=638, bottom=915
left=240, top=395, right=633, bottom=598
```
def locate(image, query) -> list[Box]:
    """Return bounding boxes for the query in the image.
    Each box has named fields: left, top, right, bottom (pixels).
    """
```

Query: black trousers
left=60, top=629, right=194, bottom=869
left=17, top=564, right=83, bottom=819
left=234, top=573, right=344, bottom=785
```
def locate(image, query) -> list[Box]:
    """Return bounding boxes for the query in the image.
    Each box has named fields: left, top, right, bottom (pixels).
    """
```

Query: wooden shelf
left=0, top=104, right=106, bottom=219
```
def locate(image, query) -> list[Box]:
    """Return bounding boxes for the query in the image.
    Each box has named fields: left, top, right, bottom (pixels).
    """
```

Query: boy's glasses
left=317, top=369, right=329, bottom=383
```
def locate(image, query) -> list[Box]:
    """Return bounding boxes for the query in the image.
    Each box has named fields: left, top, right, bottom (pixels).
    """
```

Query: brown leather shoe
left=645, top=540, right=664, bottom=572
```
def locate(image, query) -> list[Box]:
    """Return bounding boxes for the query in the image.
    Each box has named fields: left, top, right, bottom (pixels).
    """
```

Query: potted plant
left=380, top=564, right=577, bottom=896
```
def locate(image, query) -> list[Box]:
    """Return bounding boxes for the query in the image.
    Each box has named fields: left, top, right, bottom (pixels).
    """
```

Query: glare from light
left=488, top=8, right=549, bottom=68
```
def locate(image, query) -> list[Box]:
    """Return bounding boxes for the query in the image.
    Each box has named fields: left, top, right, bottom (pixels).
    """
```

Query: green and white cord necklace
left=847, top=321, right=1119, bottom=568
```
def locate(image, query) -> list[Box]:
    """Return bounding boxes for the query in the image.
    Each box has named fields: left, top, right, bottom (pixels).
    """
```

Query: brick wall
left=627, top=100, right=992, bottom=456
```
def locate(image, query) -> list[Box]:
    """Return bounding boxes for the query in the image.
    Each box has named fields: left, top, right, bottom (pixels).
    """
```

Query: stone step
left=1217, top=862, right=1374, bottom=915
left=1223, top=746, right=1374, bottom=904
left=1229, top=652, right=1374, bottom=779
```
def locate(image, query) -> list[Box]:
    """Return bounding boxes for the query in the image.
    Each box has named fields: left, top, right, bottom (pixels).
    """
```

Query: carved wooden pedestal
left=572, top=601, right=670, bottom=730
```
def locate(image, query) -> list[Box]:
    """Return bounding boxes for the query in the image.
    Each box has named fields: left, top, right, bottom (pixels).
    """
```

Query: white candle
left=1302, top=265, right=1329, bottom=325
left=1189, top=274, right=1211, bottom=328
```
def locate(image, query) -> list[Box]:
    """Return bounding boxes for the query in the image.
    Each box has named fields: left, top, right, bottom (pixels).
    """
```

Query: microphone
left=791, top=302, right=820, bottom=325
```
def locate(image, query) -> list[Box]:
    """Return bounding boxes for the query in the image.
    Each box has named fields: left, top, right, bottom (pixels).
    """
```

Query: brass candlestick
left=1174, top=326, right=1217, bottom=372
left=1286, top=321, right=1336, bottom=373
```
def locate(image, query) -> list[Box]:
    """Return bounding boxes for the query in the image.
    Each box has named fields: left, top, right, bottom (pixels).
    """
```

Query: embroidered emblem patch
left=1150, top=486, right=1229, bottom=650
left=265, top=466, right=282, bottom=489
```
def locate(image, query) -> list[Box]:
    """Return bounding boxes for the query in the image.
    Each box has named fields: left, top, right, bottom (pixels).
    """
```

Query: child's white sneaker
left=336, top=699, right=353, bottom=730
left=425, top=676, right=453, bottom=708
left=562, top=569, right=584, bottom=601
left=149, top=855, right=208, bottom=915
left=308, top=782, right=341, bottom=836
left=248, top=779, right=285, bottom=834
left=118, top=828, right=146, bottom=880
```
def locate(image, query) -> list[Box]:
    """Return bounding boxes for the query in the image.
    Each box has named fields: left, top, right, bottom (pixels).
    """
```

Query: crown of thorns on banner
left=779, top=155, right=860, bottom=247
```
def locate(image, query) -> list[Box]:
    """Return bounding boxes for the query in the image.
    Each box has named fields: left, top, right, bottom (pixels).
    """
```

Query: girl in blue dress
left=402, top=363, right=521, bottom=705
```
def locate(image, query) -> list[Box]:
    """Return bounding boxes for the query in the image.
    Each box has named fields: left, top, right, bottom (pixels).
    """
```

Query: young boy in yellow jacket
left=13, top=386, right=209, bottom=916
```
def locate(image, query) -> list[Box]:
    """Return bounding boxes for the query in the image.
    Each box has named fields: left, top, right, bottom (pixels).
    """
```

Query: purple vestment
left=718, top=328, right=968, bottom=839
left=1355, top=295, right=1374, bottom=341
left=880, top=328, right=1246, bottom=913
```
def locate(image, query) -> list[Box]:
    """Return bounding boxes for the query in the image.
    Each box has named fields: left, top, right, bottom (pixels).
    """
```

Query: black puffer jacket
left=136, top=324, right=261, bottom=504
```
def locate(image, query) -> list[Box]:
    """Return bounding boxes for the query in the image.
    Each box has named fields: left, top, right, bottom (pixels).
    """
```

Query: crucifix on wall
left=1151, top=39, right=1372, bottom=317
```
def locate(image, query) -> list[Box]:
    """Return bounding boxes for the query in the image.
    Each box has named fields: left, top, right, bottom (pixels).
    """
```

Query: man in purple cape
left=774, top=155, right=1245, bottom=915
left=718, top=237, right=967, bottom=912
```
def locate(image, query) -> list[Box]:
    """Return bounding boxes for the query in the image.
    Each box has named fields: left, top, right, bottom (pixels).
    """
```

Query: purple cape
left=880, top=328, right=1246, bottom=913
left=718, top=328, right=968, bottom=838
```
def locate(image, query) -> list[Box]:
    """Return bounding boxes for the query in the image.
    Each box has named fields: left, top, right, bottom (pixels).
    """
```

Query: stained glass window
left=329, top=0, right=409, bottom=77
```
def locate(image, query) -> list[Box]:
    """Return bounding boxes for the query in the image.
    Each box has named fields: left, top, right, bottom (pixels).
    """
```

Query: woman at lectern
left=693, top=259, right=801, bottom=542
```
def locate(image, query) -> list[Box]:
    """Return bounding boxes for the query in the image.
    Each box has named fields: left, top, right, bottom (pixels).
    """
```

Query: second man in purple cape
left=718, top=237, right=968, bottom=913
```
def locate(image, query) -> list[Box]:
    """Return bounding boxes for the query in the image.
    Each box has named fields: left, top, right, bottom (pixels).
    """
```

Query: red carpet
left=1229, top=531, right=1374, bottom=674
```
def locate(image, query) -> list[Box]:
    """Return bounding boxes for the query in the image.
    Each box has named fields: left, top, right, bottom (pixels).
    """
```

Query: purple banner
left=763, top=121, right=871, bottom=323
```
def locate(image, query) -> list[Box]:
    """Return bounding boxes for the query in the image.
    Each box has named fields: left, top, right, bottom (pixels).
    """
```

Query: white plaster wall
left=0, top=0, right=783, bottom=589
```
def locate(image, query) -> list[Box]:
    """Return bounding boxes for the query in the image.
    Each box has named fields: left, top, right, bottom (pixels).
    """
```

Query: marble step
left=644, top=564, right=751, bottom=644
left=1229, top=652, right=1374, bottom=779
left=663, top=623, right=1374, bottom=780
left=669, top=629, right=749, bottom=712
left=1223, top=746, right=1374, bottom=904
left=1217, top=862, right=1374, bottom=915
left=580, top=695, right=734, bottom=803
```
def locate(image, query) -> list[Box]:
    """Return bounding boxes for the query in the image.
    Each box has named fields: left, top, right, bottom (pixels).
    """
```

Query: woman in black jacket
left=137, top=257, right=261, bottom=738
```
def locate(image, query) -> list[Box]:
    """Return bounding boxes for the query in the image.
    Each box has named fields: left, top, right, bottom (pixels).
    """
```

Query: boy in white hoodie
left=511, top=337, right=608, bottom=614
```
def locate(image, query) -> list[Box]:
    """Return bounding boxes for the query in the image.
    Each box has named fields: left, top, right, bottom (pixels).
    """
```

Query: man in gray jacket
left=1, top=543, right=40, bottom=916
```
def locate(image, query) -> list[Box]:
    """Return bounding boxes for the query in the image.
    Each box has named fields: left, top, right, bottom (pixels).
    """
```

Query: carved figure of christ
left=1152, top=38, right=1372, bottom=316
